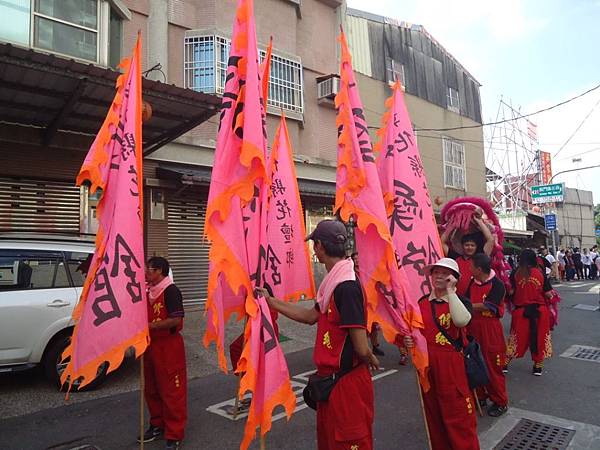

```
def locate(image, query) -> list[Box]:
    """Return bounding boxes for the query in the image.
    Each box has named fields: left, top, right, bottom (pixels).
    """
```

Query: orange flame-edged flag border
left=236, top=299, right=296, bottom=450
left=203, top=0, right=267, bottom=372
left=375, top=80, right=442, bottom=246
left=260, top=36, right=273, bottom=110
left=334, top=29, right=429, bottom=390
left=334, top=29, right=394, bottom=325
left=62, top=34, right=148, bottom=391
left=267, top=112, right=316, bottom=302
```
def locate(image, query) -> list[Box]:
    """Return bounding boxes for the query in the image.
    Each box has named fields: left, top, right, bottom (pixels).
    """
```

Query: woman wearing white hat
left=404, top=257, right=480, bottom=450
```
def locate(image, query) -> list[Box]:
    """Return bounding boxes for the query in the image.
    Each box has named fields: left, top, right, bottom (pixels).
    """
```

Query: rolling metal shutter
left=0, top=177, right=80, bottom=233
left=167, top=196, right=209, bottom=307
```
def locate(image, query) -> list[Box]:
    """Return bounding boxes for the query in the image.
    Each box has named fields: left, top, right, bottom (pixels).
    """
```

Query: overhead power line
left=552, top=95, right=600, bottom=159
left=413, top=82, right=600, bottom=132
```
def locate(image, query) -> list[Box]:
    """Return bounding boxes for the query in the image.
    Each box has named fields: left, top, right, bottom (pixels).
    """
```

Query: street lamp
left=549, top=164, right=600, bottom=183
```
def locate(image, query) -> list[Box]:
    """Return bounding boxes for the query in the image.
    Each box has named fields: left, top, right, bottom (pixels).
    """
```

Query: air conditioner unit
left=317, top=75, right=340, bottom=100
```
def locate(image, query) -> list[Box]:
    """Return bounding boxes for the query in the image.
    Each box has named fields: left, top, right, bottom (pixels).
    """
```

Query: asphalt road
left=1, top=280, right=599, bottom=450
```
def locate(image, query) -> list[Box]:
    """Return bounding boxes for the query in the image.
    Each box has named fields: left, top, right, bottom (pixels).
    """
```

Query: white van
left=0, top=234, right=107, bottom=389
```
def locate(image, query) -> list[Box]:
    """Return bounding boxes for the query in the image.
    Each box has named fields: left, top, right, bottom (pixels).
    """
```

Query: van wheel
left=42, top=334, right=109, bottom=392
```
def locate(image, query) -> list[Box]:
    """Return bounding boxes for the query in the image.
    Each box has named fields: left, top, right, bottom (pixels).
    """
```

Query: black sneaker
left=532, top=365, right=543, bottom=376
left=166, top=440, right=181, bottom=450
left=487, top=403, right=508, bottom=417
left=478, top=398, right=488, bottom=408
left=138, top=425, right=163, bottom=443
left=502, top=365, right=508, bottom=374
left=372, top=345, right=385, bottom=356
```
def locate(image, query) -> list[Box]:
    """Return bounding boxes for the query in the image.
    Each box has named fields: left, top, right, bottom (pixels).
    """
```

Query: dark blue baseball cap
left=305, top=219, right=347, bottom=244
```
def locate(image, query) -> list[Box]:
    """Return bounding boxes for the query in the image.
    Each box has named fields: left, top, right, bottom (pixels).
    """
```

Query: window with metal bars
left=385, top=56, right=405, bottom=87
left=184, top=34, right=303, bottom=114
left=447, top=86, right=460, bottom=113
left=443, top=137, right=465, bottom=189
left=0, top=0, right=124, bottom=65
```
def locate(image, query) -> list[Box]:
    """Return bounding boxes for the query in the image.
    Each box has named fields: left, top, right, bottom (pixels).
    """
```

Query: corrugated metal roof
left=0, top=43, right=221, bottom=155
left=346, top=7, right=481, bottom=86
left=346, top=15, right=372, bottom=77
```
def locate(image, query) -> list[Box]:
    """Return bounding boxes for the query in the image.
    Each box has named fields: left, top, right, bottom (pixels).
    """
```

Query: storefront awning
left=0, top=43, right=221, bottom=156
left=155, top=164, right=336, bottom=198
left=502, top=228, right=534, bottom=238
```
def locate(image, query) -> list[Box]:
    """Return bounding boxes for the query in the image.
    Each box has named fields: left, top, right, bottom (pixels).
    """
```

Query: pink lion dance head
left=440, top=196, right=510, bottom=290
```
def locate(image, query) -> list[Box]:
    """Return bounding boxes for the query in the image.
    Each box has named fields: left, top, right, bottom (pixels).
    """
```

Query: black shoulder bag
left=431, top=301, right=490, bottom=390
left=303, top=366, right=353, bottom=411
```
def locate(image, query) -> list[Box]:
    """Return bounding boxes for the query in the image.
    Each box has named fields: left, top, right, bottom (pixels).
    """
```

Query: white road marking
left=206, top=368, right=398, bottom=422
left=587, top=284, right=600, bottom=293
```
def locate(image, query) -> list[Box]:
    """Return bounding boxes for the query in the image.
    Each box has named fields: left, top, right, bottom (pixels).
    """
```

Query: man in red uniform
left=405, top=257, right=480, bottom=450
left=467, top=253, right=508, bottom=417
left=139, top=257, right=186, bottom=450
left=506, top=249, right=553, bottom=375
left=259, top=220, right=379, bottom=450
left=441, top=216, right=495, bottom=296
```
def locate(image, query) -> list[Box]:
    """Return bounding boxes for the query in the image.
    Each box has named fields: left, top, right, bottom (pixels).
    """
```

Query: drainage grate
left=561, top=345, right=600, bottom=363
left=572, top=304, right=599, bottom=311
left=494, top=418, right=575, bottom=450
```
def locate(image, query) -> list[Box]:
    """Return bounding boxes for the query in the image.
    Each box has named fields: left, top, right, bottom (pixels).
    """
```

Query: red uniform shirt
left=147, top=284, right=184, bottom=338
left=419, top=294, right=471, bottom=351
left=511, top=268, right=546, bottom=306
left=466, top=275, right=506, bottom=318
left=313, top=280, right=367, bottom=376
left=448, top=250, right=474, bottom=297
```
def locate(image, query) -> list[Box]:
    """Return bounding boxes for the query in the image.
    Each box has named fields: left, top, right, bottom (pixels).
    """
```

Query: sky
left=347, top=0, right=600, bottom=204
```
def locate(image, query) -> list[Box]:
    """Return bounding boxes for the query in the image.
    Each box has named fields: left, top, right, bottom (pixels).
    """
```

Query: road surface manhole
left=494, top=418, right=575, bottom=449
left=561, top=345, right=600, bottom=363
left=572, top=304, right=599, bottom=311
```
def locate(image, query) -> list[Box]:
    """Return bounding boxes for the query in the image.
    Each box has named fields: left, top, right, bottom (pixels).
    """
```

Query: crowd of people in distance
left=507, top=244, right=600, bottom=283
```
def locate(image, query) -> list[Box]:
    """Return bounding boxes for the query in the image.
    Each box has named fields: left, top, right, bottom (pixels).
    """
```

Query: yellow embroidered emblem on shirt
left=438, top=312, right=451, bottom=329
left=153, top=302, right=164, bottom=315
left=323, top=331, right=333, bottom=349
left=435, top=332, right=450, bottom=346
left=351, top=445, right=359, bottom=450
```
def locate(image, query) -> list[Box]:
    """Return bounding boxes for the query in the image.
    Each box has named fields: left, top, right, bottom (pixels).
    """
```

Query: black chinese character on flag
left=280, top=222, right=294, bottom=244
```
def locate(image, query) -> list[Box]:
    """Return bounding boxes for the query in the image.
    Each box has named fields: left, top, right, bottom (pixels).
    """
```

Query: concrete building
left=0, top=1, right=487, bottom=305
left=345, top=8, right=487, bottom=209
left=0, top=0, right=344, bottom=305
left=554, top=187, right=596, bottom=250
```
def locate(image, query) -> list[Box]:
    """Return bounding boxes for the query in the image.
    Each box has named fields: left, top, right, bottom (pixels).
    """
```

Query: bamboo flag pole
left=140, top=354, right=145, bottom=450
left=260, top=434, right=266, bottom=450
left=472, top=390, right=484, bottom=417
left=232, top=316, right=249, bottom=420
left=232, top=374, right=243, bottom=420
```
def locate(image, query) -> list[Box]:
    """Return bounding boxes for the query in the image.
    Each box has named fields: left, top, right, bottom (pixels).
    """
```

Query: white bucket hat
left=424, top=257, right=461, bottom=279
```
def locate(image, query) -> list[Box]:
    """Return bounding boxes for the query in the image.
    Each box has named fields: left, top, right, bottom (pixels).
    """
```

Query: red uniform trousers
left=468, top=316, right=508, bottom=406
left=507, top=304, right=552, bottom=364
left=316, top=364, right=374, bottom=450
left=144, top=333, right=187, bottom=441
left=422, top=348, right=480, bottom=450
